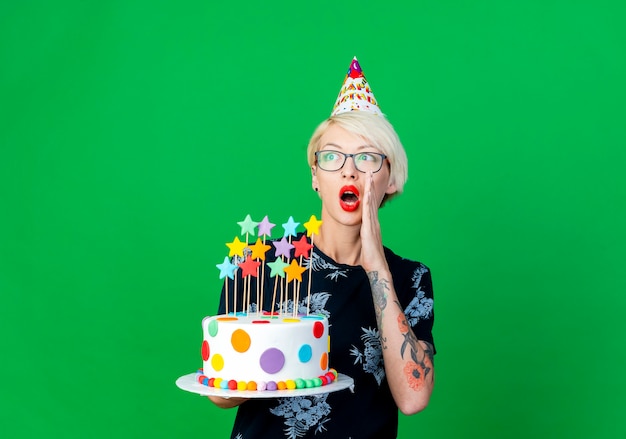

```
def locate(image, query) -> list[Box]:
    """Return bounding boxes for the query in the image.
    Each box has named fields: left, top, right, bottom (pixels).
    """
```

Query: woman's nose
left=341, top=156, right=358, bottom=178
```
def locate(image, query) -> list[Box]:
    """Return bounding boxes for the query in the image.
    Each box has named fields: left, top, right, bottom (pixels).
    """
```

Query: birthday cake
left=199, top=313, right=334, bottom=391
left=196, top=214, right=339, bottom=392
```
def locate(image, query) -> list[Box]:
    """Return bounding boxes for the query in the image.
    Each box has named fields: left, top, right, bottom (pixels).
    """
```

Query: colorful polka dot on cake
left=208, top=319, right=219, bottom=336
left=211, top=354, right=224, bottom=371
left=201, top=341, right=210, bottom=361
left=259, top=347, right=285, bottom=374
left=320, top=352, right=328, bottom=370
left=298, top=344, right=312, bottom=362
left=313, top=321, right=324, bottom=338
left=231, top=329, right=251, bottom=352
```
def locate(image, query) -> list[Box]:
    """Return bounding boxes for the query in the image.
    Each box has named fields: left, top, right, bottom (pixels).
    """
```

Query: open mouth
left=339, top=185, right=360, bottom=212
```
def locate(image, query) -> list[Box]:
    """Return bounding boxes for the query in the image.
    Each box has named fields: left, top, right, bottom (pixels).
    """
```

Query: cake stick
left=306, top=235, right=314, bottom=315
left=272, top=236, right=294, bottom=316
left=278, top=260, right=287, bottom=317
left=284, top=258, right=306, bottom=318
left=280, top=279, right=285, bottom=316
left=295, top=275, right=300, bottom=318
left=303, top=215, right=323, bottom=315
left=293, top=234, right=313, bottom=315
left=281, top=216, right=299, bottom=316
left=271, top=276, right=279, bottom=317
left=292, top=234, right=313, bottom=317
left=238, top=255, right=261, bottom=315
left=234, top=266, right=238, bottom=313
left=216, top=256, right=237, bottom=315
left=243, top=246, right=249, bottom=314
left=294, top=255, right=304, bottom=318
left=267, top=256, right=288, bottom=318
left=257, top=215, right=276, bottom=314
left=249, top=237, right=271, bottom=315
left=226, top=236, right=246, bottom=314
left=246, top=275, right=250, bottom=314
left=256, top=264, right=260, bottom=316
left=295, top=278, right=301, bottom=318
left=287, top=236, right=292, bottom=316
left=237, top=214, right=259, bottom=314
left=259, top=254, right=265, bottom=315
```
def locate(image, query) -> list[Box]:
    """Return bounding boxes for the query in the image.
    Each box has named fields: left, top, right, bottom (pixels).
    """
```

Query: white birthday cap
left=331, top=57, right=382, bottom=116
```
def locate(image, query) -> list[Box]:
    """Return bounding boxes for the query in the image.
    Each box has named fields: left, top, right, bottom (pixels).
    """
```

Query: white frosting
left=202, top=314, right=329, bottom=384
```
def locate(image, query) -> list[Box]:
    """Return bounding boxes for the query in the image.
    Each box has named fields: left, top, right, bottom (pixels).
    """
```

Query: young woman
left=210, top=109, right=436, bottom=439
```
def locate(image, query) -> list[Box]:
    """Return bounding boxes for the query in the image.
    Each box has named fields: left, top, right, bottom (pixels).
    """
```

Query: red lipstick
left=339, top=185, right=360, bottom=212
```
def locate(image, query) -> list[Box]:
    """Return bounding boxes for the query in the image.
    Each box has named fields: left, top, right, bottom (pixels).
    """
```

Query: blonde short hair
left=307, top=111, right=408, bottom=205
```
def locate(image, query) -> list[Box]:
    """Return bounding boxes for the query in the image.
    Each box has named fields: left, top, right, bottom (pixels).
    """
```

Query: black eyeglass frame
left=314, top=150, right=388, bottom=173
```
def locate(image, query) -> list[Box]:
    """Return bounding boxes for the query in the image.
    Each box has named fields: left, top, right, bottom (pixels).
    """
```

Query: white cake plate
left=176, top=373, right=354, bottom=398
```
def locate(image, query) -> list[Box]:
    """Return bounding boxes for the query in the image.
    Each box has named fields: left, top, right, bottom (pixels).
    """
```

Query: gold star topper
left=284, top=259, right=306, bottom=283
left=225, top=236, right=246, bottom=258
left=303, top=215, right=323, bottom=237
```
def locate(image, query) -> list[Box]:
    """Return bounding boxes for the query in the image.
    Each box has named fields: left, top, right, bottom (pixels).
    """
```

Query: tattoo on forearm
left=368, top=272, right=434, bottom=391
left=396, top=300, right=434, bottom=390
left=367, top=271, right=389, bottom=349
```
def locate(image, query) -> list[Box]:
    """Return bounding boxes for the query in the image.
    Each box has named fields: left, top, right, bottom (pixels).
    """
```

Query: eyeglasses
left=315, top=150, right=388, bottom=173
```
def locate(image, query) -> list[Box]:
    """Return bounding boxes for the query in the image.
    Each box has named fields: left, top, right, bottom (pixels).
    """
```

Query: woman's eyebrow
left=321, top=142, right=376, bottom=150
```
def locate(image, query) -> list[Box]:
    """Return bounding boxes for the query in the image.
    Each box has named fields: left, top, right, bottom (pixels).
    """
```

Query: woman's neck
left=314, top=222, right=362, bottom=266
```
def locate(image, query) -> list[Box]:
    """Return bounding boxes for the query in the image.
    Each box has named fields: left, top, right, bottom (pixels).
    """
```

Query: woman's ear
left=311, top=166, right=319, bottom=192
left=385, top=179, right=397, bottom=195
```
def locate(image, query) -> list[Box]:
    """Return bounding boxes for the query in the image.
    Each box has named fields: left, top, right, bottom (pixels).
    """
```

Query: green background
left=1, top=1, right=625, bottom=438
